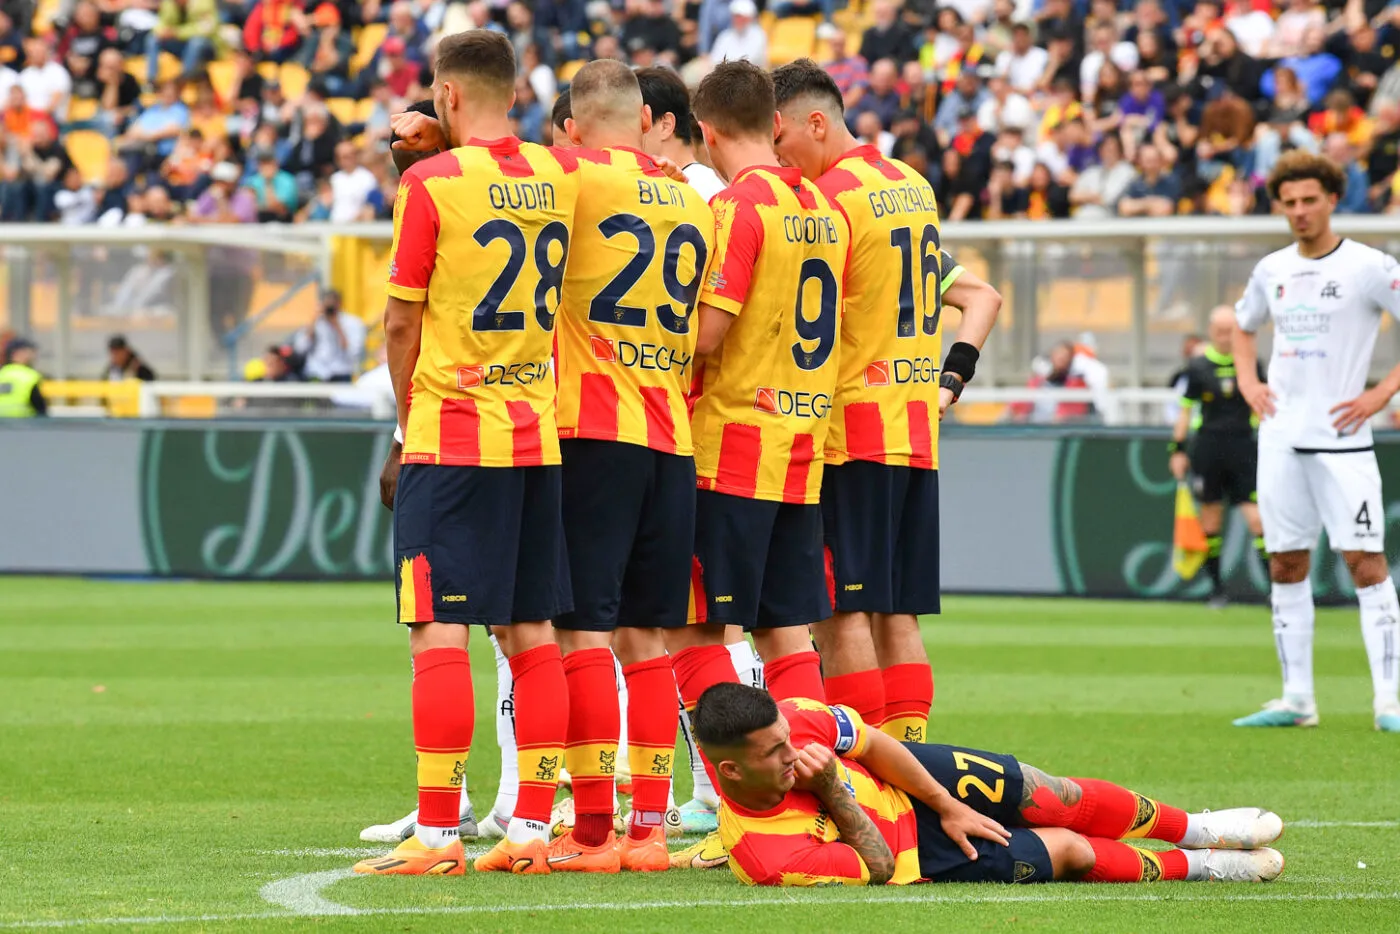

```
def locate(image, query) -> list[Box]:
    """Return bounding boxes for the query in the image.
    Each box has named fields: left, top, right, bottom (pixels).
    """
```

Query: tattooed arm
left=793, top=742, right=895, bottom=885
left=1019, top=764, right=1083, bottom=811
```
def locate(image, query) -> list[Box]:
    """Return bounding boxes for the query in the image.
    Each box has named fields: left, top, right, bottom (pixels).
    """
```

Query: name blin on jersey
left=589, top=334, right=693, bottom=375
left=456, top=361, right=552, bottom=388
left=752, top=386, right=832, bottom=418
left=636, top=179, right=689, bottom=207
left=863, top=357, right=941, bottom=387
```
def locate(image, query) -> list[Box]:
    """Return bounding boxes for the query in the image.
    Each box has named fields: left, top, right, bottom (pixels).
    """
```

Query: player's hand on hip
left=938, top=386, right=956, bottom=421
left=792, top=742, right=839, bottom=796
left=1331, top=385, right=1391, bottom=435
left=1241, top=380, right=1276, bottom=419
left=1169, top=450, right=1189, bottom=480
left=936, top=797, right=1011, bottom=860
left=390, top=111, right=446, bottom=153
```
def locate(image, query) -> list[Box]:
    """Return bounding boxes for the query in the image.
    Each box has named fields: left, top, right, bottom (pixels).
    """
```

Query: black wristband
left=1168, top=440, right=1184, bottom=455
left=942, top=341, right=980, bottom=383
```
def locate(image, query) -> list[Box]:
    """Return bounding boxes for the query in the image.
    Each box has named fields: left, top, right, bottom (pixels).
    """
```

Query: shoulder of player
left=716, top=170, right=784, bottom=209
left=400, top=149, right=464, bottom=187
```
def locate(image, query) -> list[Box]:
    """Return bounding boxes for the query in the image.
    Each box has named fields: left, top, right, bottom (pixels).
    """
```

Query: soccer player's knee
left=1270, top=551, right=1310, bottom=584
left=1039, top=829, right=1095, bottom=880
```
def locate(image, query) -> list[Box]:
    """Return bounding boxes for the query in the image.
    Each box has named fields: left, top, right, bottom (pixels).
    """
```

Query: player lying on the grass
left=691, top=683, right=1285, bottom=886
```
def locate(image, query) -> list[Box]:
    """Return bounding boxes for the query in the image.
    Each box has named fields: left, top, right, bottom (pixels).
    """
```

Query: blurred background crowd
left=0, top=0, right=1399, bottom=226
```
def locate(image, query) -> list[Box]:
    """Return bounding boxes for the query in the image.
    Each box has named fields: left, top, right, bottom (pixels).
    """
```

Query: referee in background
left=1170, top=306, right=1268, bottom=607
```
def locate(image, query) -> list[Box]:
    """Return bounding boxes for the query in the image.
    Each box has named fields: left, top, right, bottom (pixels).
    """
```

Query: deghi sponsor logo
left=456, top=360, right=551, bottom=389
left=753, top=386, right=832, bottom=418
left=862, top=357, right=940, bottom=387
left=587, top=335, right=692, bottom=374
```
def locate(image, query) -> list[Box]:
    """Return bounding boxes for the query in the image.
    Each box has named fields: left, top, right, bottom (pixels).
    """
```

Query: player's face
left=1276, top=179, right=1336, bottom=242
left=773, top=107, right=823, bottom=179
left=734, top=715, right=801, bottom=794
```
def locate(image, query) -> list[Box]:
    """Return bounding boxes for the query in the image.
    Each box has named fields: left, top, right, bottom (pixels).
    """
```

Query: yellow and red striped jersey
left=555, top=146, right=715, bottom=455
left=691, top=165, right=849, bottom=504
left=387, top=137, right=579, bottom=467
left=719, top=698, right=922, bottom=886
left=815, top=145, right=943, bottom=469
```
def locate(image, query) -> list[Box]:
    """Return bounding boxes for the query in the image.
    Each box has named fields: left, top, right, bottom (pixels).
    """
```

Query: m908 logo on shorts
left=863, top=357, right=940, bottom=387
left=753, top=386, right=831, bottom=418
left=456, top=361, right=551, bottom=389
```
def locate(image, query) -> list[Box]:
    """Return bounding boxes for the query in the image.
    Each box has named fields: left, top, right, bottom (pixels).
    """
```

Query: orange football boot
left=473, top=837, right=551, bottom=874
left=618, top=826, right=669, bottom=872
left=545, top=830, right=622, bottom=873
left=352, top=836, right=465, bottom=875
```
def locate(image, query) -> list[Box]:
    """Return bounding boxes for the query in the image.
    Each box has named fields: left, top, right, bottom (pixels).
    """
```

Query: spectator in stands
left=976, top=72, right=1032, bottom=137
left=1191, top=26, right=1264, bottom=104
left=990, top=122, right=1034, bottom=183
left=535, top=0, right=588, bottom=62
left=380, top=1, right=430, bottom=65
left=816, top=23, right=867, bottom=109
left=1070, top=131, right=1134, bottom=218
left=1266, top=0, right=1324, bottom=59
left=373, top=36, right=418, bottom=97
left=1336, top=24, right=1386, bottom=109
left=188, top=80, right=226, bottom=141
left=1118, top=143, right=1180, bottom=217
left=710, top=0, right=767, bottom=66
left=1253, top=67, right=1319, bottom=179
left=1134, top=27, right=1175, bottom=84
left=1308, top=89, right=1373, bottom=148
left=296, top=176, right=335, bottom=221
left=981, top=0, right=1019, bottom=58
left=1325, top=134, right=1371, bottom=214
left=113, top=79, right=188, bottom=176
left=1124, top=0, right=1174, bottom=61
left=16, top=117, right=71, bottom=221
left=1368, top=103, right=1400, bottom=204
left=853, top=109, right=894, bottom=155
left=1261, top=25, right=1341, bottom=107
left=53, top=164, right=95, bottom=223
left=1196, top=90, right=1256, bottom=181
left=257, top=343, right=301, bottom=382
left=91, top=48, right=139, bottom=136
left=59, top=2, right=114, bottom=94
left=328, top=139, right=375, bottom=221
left=189, top=160, right=254, bottom=221
left=247, top=149, right=298, bottom=221
left=230, top=47, right=266, bottom=102
left=20, top=36, right=71, bottom=119
left=296, top=2, right=354, bottom=96
left=0, top=11, right=21, bottom=73
left=1119, top=69, right=1166, bottom=150
left=1008, top=341, right=1091, bottom=424
left=0, top=337, right=46, bottom=417
left=104, top=335, right=156, bottom=381
left=1080, top=22, right=1138, bottom=102
left=1156, top=86, right=1200, bottom=188
left=284, top=104, right=338, bottom=189
left=622, top=0, right=681, bottom=65
left=146, top=0, right=219, bottom=86
left=846, top=58, right=900, bottom=131
left=995, top=23, right=1047, bottom=95
left=1087, top=61, right=1125, bottom=135
left=510, top=75, right=545, bottom=142
left=860, top=0, right=918, bottom=67
left=934, top=68, right=989, bottom=141
left=293, top=288, right=365, bottom=383
left=243, top=0, right=308, bottom=65
left=520, top=43, right=556, bottom=107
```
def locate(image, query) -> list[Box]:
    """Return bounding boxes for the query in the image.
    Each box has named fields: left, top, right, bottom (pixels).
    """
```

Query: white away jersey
left=1236, top=238, right=1400, bottom=451
left=683, top=161, right=727, bottom=202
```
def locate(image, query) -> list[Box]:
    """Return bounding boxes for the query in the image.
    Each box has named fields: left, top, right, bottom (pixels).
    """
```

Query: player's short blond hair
left=1267, top=150, right=1346, bottom=201
left=568, top=60, right=642, bottom=129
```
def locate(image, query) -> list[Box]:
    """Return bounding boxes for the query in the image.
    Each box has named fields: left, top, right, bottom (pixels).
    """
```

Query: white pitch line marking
left=1290, top=821, right=1400, bottom=829
left=258, top=869, right=359, bottom=916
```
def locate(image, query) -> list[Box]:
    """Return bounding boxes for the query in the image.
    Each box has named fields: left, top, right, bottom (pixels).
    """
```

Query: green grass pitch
left=1, top=577, right=1396, bottom=932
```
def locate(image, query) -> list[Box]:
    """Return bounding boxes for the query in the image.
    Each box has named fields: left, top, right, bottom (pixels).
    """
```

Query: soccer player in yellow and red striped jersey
left=352, top=31, right=578, bottom=878
left=540, top=60, right=716, bottom=874
left=692, top=683, right=1287, bottom=886
left=771, top=60, right=1002, bottom=744
left=668, top=61, right=850, bottom=745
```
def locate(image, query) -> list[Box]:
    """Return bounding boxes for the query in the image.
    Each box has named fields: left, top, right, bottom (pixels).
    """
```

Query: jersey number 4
left=890, top=224, right=942, bottom=339
left=589, top=215, right=710, bottom=334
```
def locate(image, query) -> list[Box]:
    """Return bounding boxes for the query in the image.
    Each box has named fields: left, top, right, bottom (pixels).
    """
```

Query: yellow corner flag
left=1172, top=482, right=1208, bottom=580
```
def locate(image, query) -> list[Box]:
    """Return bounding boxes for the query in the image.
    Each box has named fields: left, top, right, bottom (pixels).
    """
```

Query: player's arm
left=1332, top=254, right=1400, bottom=433
left=849, top=729, right=1012, bottom=859
left=1233, top=268, right=1275, bottom=418
left=1169, top=369, right=1197, bottom=480
left=939, top=258, right=1001, bottom=419
left=389, top=101, right=445, bottom=175
left=383, top=169, right=439, bottom=440
left=793, top=743, right=895, bottom=885
left=696, top=303, right=735, bottom=355
left=695, top=193, right=763, bottom=356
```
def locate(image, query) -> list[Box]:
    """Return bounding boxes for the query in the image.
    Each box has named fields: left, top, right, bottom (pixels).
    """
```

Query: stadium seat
left=768, top=16, right=818, bottom=66
left=156, top=52, right=183, bottom=83
left=355, top=97, right=377, bottom=123
left=65, top=130, right=111, bottom=185
left=278, top=63, right=311, bottom=101
left=326, top=97, right=358, bottom=125
left=352, top=23, right=389, bottom=75
left=65, top=97, right=98, bottom=123
left=257, top=61, right=278, bottom=82
left=33, top=0, right=61, bottom=34
left=558, top=60, right=585, bottom=84
left=124, top=56, right=146, bottom=81
left=207, top=60, right=238, bottom=104
left=760, top=10, right=777, bottom=34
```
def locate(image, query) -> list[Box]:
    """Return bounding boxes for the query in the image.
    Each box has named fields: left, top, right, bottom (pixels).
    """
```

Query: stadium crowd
left=0, top=0, right=1398, bottom=225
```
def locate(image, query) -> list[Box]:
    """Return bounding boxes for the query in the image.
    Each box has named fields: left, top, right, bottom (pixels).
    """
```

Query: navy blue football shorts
left=393, top=463, right=571, bottom=627
left=554, top=438, right=696, bottom=632
left=692, top=488, right=830, bottom=630
left=821, top=461, right=940, bottom=616
left=904, top=742, right=1053, bottom=884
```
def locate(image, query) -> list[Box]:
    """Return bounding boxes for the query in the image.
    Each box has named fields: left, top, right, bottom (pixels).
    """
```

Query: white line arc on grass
left=1290, top=821, right=1400, bottom=828
left=258, top=869, right=359, bottom=915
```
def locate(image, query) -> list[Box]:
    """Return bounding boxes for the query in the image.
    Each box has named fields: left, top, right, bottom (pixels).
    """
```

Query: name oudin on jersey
left=868, top=183, right=937, bottom=219
left=488, top=181, right=557, bottom=212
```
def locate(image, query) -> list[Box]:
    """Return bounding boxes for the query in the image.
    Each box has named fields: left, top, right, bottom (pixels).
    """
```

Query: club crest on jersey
left=1014, top=861, right=1038, bottom=882
left=590, top=335, right=616, bottom=363
left=1321, top=281, right=1342, bottom=300
left=864, top=360, right=891, bottom=387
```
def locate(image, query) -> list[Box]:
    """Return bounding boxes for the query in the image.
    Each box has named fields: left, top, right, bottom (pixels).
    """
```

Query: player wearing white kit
left=1231, top=152, right=1400, bottom=733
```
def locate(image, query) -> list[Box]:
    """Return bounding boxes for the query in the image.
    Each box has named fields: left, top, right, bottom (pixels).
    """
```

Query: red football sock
left=880, top=662, right=933, bottom=742
left=672, top=644, right=738, bottom=792
left=562, top=647, right=618, bottom=846
left=412, top=647, right=474, bottom=830
left=1022, top=778, right=1188, bottom=843
left=623, top=655, right=680, bottom=840
left=824, top=669, right=886, bottom=723
left=509, top=643, right=569, bottom=827
left=764, top=650, right=825, bottom=702
left=1084, top=837, right=1189, bottom=882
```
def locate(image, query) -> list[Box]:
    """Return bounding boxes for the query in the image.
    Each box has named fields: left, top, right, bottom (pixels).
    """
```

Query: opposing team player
left=770, top=60, right=1000, bottom=742
left=667, top=61, right=850, bottom=744
left=1168, top=305, right=1267, bottom=608
left=1232, top=152, right=1400, bottom=733
left=352, top=31, right=577, bottom=877
left=635, top=63, right=765, bottom=838
left=540, top=60, right=717, bottom=873
left=695, top=683, right=1285, bottom=886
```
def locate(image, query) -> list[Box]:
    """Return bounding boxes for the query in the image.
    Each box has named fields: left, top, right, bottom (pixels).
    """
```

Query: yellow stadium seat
left=156, top=52, right=183, bottom=83
left=66, top=97, right=98, bottom=123
left=557, top=60, right=585, bottom=84
left=279, top=62, right=311, bottom=100
left=65, top=130, right=111, bottom=184
left=124, top=56, right=147, bottom=81
left=760, top=11, right=776, bottom=33
left=355, top=97, right=378, bottom=123
left=326, top=97, right=358, bottom=125
left=207, top=60, right=238, bottom=103
left=257, top=61, right=278, bottom=81
left=352, top=23, right=388, bottom=75
left=33, top=0, right=61, bottom=34
left=768, top=16, right=818, bottom=66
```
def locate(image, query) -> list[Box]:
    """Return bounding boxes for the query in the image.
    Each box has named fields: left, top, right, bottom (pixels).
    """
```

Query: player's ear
left=565, top=117, right=583, bottom=147
left=640, top=103, right=654, bottom=136
left=698, top=118, right=716, bottom=149
left=717, top=758, right=743, bottom=782
left=771, top=110, right=781, bottom=143
left=811, top=109, right=827, bottom=141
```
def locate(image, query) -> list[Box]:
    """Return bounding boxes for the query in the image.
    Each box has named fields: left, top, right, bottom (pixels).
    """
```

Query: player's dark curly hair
left=693, top=60, right=774, bottom=138
left=1266, top=150, right=1347, bottom=201
left=772, top=58, right=844, bottom=114
left=636, top=66, right=695, bottom=144
left=551, top=87, right=571, bottom=133
left=693, top=683, right=778, bottom=751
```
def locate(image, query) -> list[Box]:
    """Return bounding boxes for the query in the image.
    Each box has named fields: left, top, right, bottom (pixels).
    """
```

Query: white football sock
left=1271, top=581, right=1315, bottom=703
left=489, top=634, right=519, bottom=821
left=1180, top=848, right=1209, bottom=881
left=727, top=639, right=765, bottom=689
left=505, top=817, right=549, bottom=845
left=1356, top=579, right=1400, bottom=710
left=614, top=652, right=627, bottom=811
left=678, top=693, right=718, bottom=807
left=415, top=824, right=459, bottom=849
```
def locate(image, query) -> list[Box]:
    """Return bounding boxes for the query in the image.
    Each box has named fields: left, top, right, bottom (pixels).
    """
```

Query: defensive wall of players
left=4, top=417, right=1393, bottom=602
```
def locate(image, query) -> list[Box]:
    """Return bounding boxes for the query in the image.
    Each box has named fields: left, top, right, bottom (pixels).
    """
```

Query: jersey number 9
left=589, top=215, right=710, bottom=335
left=792, top=257, right=839, bottom=371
